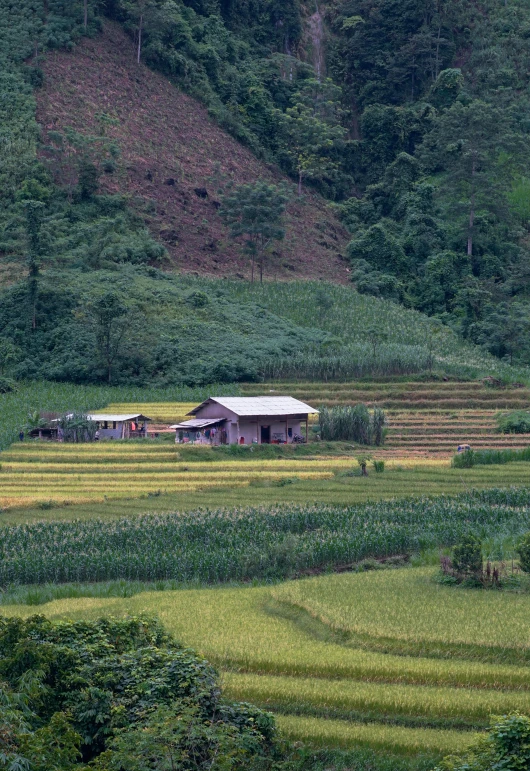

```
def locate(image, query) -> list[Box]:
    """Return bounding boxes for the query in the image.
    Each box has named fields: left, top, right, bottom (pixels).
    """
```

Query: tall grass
left=272, top=568, right=530, bottom=651
left=2, top=488, right=530, bottom=585
left=263, top=345, right=431, bottom=380
left=223, top=671, right=530, bottom=728
left=188, top=278, right=530, bottom=384
left=275, top=715, right=477, bottom=755
left=318, top=405, right=386, bottom=444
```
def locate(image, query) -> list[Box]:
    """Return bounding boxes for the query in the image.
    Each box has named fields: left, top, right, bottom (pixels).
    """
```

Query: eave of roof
left=188, top=396, right=318, bottom=417
left=169, top=418, right=225, bottom=429
left=87, top=414, right=152, bottom=422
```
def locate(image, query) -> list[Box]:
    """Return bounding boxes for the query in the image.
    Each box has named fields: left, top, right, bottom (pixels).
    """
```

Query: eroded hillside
left=36, top=22, right=350, bottom=282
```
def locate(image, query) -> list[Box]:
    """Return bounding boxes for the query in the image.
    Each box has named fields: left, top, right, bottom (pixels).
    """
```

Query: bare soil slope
left=37, top=23, right=350, bottom=281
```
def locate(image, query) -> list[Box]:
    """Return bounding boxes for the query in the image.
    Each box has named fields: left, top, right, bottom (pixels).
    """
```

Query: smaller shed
left=87, top=413, right=152, bottom=439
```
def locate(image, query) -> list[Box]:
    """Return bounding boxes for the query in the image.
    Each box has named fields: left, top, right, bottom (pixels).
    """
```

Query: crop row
left=274, top=715, right=477, bottom=755
left=2, top=487, right=530, bottom=585
left=271, top=568, right=530, bottom=652
left=222, top=671, right=530, bottom=728
left=12, top=579, right=530, bottom=689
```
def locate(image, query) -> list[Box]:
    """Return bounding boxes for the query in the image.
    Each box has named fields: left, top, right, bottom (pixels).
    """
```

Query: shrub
left=517, top=532, right=530, bottom=573
left=452, top=447, right=530, bottom=467
left=452, top=534, right=482, bottom=576
left=496, top=410, right=530, bottom=434
left=0, top=376, right=17, bottom=393
left=0, top=615, right=276, bottom=768
left=436, top=713, right=530, bottom=771
left=452, top=449, right=475, bottom=468
left=373, top=459, right=385, bottom=473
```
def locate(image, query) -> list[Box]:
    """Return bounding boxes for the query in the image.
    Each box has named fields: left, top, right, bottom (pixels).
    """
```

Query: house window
left=288, top=428, right=293, bottom=438
left=103, top=421, right=108, bottom=430
left=113, top=421, right=117, bottom=429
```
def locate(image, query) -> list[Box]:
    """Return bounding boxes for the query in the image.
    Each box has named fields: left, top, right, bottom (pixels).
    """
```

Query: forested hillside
left=2, top=0, right=530, bottom=384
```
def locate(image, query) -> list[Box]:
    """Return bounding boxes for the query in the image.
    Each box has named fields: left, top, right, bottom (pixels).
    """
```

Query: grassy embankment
left=5, top=567, right=530, bottom=756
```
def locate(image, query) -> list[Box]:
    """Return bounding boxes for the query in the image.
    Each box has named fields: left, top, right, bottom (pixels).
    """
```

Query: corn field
left=263, top=344, right=431, bottom=380
left=2, top=488, right=530, bottom=585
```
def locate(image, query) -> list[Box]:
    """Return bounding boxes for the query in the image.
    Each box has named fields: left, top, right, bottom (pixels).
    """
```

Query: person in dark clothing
left=19, top=431, right=24, bottom=442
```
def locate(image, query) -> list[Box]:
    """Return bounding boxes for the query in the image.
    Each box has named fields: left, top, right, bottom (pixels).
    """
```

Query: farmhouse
left=86, top=413, right=151, bottom=439
left=171, top=396, right=318, bottom=445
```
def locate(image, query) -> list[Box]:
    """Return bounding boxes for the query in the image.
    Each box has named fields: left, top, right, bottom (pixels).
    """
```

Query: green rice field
left=5, top=566, right=529, bottom=755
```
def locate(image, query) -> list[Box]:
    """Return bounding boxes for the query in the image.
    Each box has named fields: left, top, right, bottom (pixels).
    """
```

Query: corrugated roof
left=188, top=396, right=318, bottom=417
left=87, top=414, right=151, bottom=422
left=169, top=418, right=225, bottom=429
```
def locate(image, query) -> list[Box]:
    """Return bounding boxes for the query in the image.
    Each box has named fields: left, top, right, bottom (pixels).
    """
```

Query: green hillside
left=2, top=0, right=530, bottom=381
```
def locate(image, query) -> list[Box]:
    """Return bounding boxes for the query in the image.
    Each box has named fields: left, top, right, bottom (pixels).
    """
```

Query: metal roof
left=169, top=418, right=225, bottom=430
left=188, top=396, right=318, bottom=417
left=87, top=413, right=151, bottom=422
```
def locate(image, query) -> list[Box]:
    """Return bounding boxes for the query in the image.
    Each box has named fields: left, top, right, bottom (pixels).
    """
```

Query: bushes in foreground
left=0, top=615, right=275, bottom=769
left=2, top=488, right=530, bottom=585
left=435, top=713, right=530, bottom=771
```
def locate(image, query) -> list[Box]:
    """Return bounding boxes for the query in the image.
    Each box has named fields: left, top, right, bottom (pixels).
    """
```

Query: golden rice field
left=5, top=442, right=530, bottom=522
left=6, top=566, right=529, bottom=755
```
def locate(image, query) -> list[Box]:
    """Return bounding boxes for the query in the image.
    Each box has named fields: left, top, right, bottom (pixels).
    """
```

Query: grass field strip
left=274, top=715, right=478, bottom=755
left=9, top=580, right=530, bottom=690
left=0, top=443, right=450, bottom=507
left=271, top=568, right=530, bottom=651
left=3, top=436, right=530, bottom=509
left=221, top=671, right=530, bottom=728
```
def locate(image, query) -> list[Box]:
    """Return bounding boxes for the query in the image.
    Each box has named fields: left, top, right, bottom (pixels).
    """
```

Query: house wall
left=193, top=403, right=306, bottom=444
left=194, top=403, right=238, bottom=421
left=236, top=419, right=302, bottom=444
left=98, top=423, right=123, bottom=439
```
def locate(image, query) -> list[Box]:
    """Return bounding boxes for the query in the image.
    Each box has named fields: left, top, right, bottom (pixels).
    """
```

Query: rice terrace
left=5, top=0, right=530, bottom=767
left=3, top=369, right=530, bottom=770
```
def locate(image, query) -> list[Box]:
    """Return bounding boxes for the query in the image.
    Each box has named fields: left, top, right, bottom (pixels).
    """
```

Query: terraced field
left=109, top=380, right=530, bottom=457
left=7, top=567, right=529, bottom=756
left=6, top=440, right=530, bottom=514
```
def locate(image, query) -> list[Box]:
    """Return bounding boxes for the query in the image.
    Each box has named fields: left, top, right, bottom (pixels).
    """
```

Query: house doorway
left=260, top=425, right=270, bottom=444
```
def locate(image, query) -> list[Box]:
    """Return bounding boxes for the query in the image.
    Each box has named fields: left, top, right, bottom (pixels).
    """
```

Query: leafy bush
left=0, top=376, right=17, bottom=393
left=496, top=410, right=530, bottom=434
left=0, top=615, right=276, bottom=769
left=452, top=534, right=482, bottom=577
left=452, top=449, right=475, bottom=468
left=435, top=713, right=530, bottom=771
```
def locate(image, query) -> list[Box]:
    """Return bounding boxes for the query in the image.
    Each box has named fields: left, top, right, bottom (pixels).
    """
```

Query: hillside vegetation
left=3, top=0, right=530, bottom=384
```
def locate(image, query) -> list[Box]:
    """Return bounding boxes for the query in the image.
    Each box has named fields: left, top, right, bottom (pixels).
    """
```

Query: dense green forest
left=2, top=0, right=530, bottom=384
